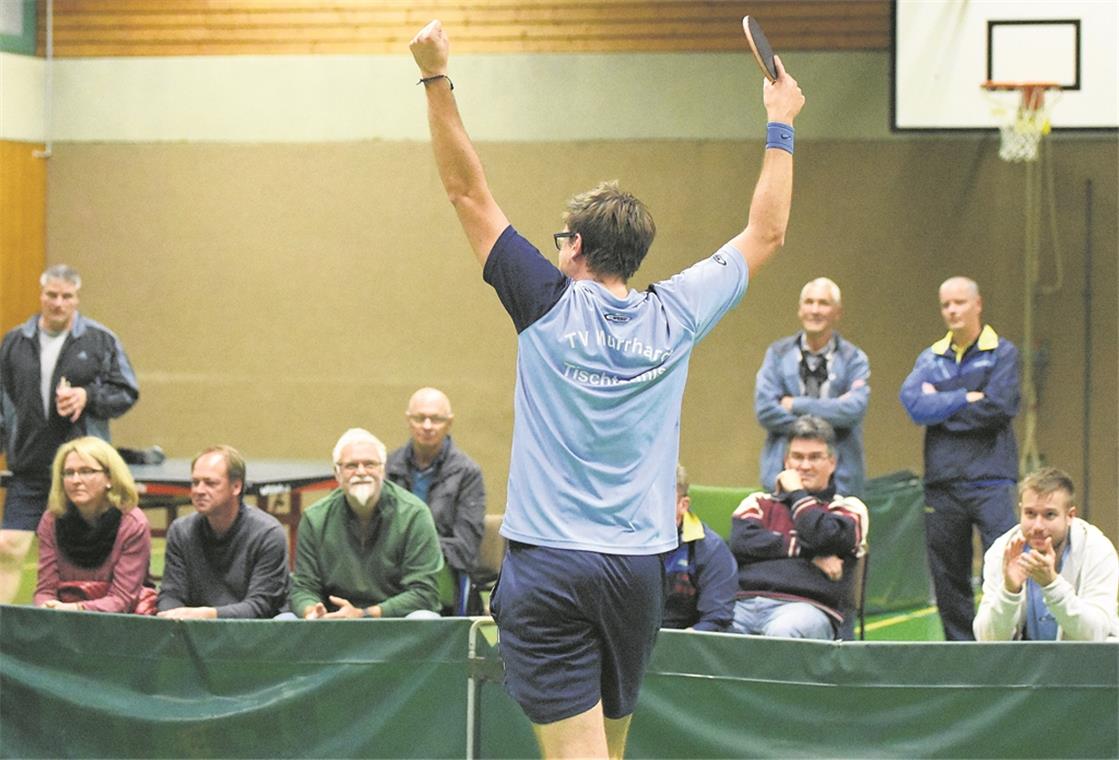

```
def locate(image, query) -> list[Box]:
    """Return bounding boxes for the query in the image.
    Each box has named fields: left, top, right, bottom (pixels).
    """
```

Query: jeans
left=731, top=596, right=834, bottom=639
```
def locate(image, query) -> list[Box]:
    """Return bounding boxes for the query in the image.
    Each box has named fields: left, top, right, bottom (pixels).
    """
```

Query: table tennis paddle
left=743, top=16, right=777, bottom=82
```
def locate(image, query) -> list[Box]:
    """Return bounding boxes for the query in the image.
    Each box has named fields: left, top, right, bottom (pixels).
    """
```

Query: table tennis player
left=410, top=18, right=804, bottom=759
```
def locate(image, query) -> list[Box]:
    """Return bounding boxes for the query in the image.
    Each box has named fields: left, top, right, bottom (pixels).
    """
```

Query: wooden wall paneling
left=0, top=141, right=46, bottom=335
left=0, top=140, right=46, bottom=478
left=38, top=1, right=891, bottom=57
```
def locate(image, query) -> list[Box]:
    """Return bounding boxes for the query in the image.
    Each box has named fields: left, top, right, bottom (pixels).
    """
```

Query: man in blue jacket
left=900, top=276, right=1020, bottom=641
left=662, top=464, right=736, bottom=632
left=754, top=277, right=869, bottom=497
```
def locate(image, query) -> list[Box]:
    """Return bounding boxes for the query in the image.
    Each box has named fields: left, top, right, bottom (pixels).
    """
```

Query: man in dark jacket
left=730, top=417, right=868, bottom=639
left=662, top=463, right=736, bottom=632
left=386, top=387, right=485, bottom=614
left=156, top=446, right=290, bottom=619
left=900, top=276, right=1020, bottom=641
left=0, top=265, right=139, bottom=602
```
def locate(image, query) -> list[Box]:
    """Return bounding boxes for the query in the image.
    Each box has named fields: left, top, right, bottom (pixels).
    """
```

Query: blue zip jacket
left=899, top=325, right=1019, bottom=485
left=754, top=332, right=870, bottom=495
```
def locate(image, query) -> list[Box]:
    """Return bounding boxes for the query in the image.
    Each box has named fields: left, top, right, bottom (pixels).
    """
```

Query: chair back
left=473, top=512, right=506, bottom=585
left=848, top=551, right=870, bottom=640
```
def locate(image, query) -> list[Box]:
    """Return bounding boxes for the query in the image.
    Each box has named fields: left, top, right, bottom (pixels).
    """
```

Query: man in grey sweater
left=157, top=445, right=290, bottom=619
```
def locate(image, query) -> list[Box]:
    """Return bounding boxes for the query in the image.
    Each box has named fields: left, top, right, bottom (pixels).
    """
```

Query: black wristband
left=417, top=74, right=454, bottom=91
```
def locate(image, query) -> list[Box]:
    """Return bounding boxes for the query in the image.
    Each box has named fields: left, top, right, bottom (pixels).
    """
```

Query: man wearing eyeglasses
left=289, top=428, right=442, bottom=620
left=411, top=18, right=804, bottom=758
left=386, top=387, right=485, bottom=615
left=0, top=264, right=139, bottom=603
left=729, top=417, right=868, bottom=639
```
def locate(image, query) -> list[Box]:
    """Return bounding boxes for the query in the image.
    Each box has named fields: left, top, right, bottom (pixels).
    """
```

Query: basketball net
left=981, top=82, right=1060, bottom=163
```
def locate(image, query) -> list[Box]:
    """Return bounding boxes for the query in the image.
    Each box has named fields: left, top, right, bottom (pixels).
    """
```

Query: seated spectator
left=974, top=467, right=1119, bottom=641
left=730, top=416, right=868, bottom=639
left=33, top=437, right=153, bottom=613
left=662, top=463, right=737, bottom=631
left=290, top=428, right=442, bottom=619
left=156, top=445, right=290, bottom=619
left=386, top=387, right=485, bottom=614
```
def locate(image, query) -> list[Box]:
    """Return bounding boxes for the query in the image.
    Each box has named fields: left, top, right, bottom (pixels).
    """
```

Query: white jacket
left=974, top=518, right=1119, bottom=641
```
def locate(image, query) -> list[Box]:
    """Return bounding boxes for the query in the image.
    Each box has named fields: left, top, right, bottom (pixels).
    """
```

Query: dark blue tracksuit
left=900, top=325, right=1019, bottom=641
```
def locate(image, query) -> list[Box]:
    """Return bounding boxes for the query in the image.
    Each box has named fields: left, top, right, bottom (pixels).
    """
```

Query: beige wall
left=43, top=136, right=1118, bottom=538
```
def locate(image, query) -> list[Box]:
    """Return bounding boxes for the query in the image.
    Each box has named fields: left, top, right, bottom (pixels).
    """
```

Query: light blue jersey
left=484, top=226, right=748, bottom=555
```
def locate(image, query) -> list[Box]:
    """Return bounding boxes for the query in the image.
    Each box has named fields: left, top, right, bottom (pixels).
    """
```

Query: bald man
left=386, top=387, right=485, bottom=613
left=900, top=277, right=1020, bottom=641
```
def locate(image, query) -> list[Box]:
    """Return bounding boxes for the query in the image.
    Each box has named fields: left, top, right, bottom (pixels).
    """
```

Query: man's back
left=486, top=227, right=748, bottom=554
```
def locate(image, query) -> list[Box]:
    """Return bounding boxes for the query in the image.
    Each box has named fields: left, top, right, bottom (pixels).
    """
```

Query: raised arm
left=728, top=56, right=805, bottom=276
left=411, top=20, right=509, bottom=267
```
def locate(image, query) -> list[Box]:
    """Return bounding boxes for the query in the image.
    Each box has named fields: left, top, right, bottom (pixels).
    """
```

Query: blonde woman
left=33, top=437, right=153, bottom=613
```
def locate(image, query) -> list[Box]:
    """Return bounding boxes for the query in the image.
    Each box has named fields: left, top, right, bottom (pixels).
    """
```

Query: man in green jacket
left=290, top=428, right=443, bottom=619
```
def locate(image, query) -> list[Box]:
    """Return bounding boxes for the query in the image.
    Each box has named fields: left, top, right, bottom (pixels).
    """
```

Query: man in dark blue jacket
left=662, top=464, right=736, bottom=632
left=0, top=265, right=138, bottom=602
left=900, top=276, right=1020, bottom=641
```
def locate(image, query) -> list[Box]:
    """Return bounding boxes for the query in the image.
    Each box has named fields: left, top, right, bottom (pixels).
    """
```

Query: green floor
left=14, top=537, right=947, bottom=640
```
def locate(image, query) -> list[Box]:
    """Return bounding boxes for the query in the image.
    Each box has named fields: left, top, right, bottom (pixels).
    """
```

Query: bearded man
left=289, top=428, right=443, bottom=619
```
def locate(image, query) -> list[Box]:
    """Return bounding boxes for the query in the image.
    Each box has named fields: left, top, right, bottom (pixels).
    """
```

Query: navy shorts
left=2, top=476, right=50, bottom=531
left=491, top=542, right=664, bottom=725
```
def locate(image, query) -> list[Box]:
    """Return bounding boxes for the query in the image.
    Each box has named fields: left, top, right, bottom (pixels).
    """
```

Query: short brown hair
left=1018, top=466, right=1075, bottom=506
left=192, top=445, right=247, bottom=487
left=563, top=180, right=655, bottom=281
left=788, top=416, right=837, bottom=456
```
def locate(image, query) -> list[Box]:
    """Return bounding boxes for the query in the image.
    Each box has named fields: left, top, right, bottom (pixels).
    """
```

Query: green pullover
left=290, top=481, right=442, bottom=618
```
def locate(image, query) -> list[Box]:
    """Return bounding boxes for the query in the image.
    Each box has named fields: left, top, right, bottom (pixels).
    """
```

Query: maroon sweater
left=34, top=507, right=151, bottom=612
left=730, top=489, right=865, bottom=620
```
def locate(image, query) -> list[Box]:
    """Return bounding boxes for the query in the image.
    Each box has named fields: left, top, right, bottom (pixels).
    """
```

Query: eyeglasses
left=338, top=460, right=383, bottom=474
left=62, top=467, right=105, bottom=480
left=787, top=452, right=829, bottom=465
left=407, top=414, right=451, bottom=425
left=553, top=231, right=577, bottom=251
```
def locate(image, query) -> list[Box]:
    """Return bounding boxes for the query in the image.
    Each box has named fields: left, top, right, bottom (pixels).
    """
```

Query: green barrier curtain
left=475, top=629, right=1119, bottom=759
left=4, top=609, right=1116, bottom=759
left=0, top=607, right=470, bottom=759
left=861, top=470, right=932, bottom=613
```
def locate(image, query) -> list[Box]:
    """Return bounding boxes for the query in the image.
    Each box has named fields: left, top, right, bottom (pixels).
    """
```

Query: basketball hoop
left=981, top=81, right=1061, bottom=162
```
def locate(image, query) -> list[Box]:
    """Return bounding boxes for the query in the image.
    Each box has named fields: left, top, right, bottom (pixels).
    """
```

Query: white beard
left=347, top=482, right=378, bottom=510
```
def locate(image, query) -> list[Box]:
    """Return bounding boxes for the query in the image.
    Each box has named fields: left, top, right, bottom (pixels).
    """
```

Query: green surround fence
left=2, top=607, right=1115, bottom=758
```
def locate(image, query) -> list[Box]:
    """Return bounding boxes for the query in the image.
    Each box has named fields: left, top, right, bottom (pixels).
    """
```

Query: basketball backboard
left=892, top=0, right=1118, bottom=130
